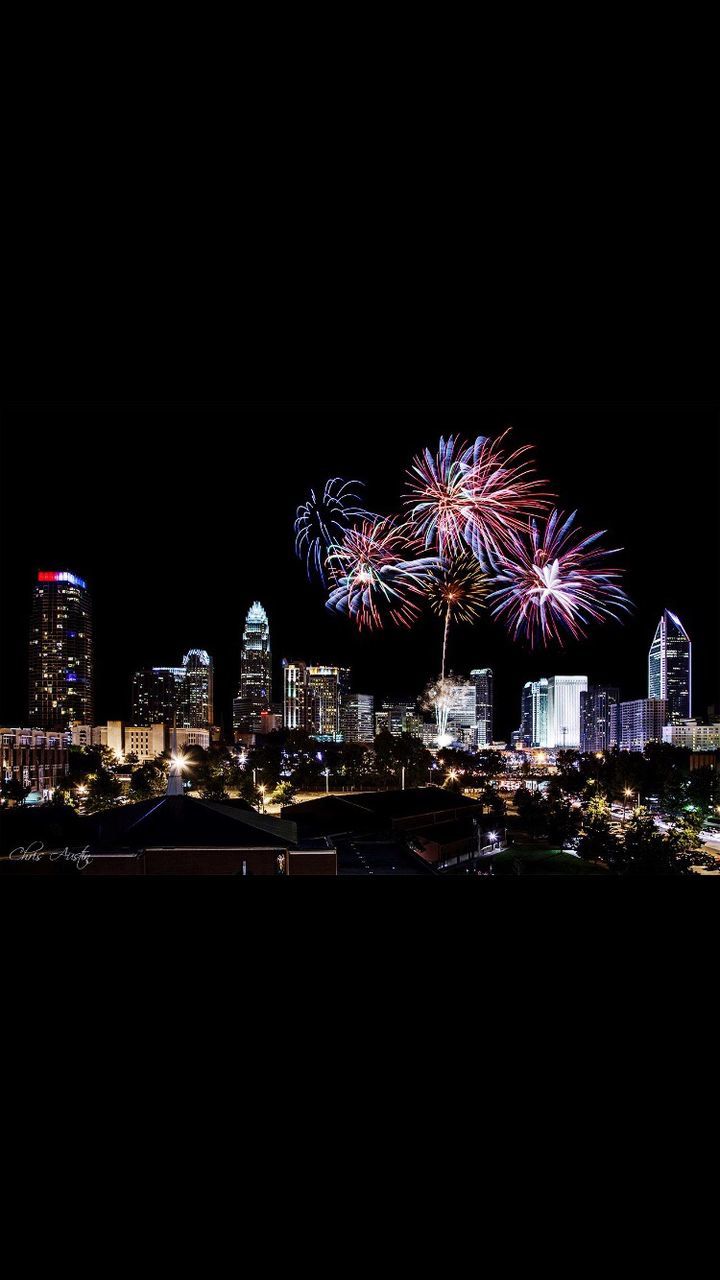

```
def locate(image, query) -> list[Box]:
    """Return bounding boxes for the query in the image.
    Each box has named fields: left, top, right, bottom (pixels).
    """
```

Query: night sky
left=1, top=402, right=718, bottom=740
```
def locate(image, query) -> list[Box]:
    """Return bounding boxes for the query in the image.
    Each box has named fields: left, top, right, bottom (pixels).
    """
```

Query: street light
left=324, top=767, right=330, bottom=794
left=258, top=784, right=266, bottom=813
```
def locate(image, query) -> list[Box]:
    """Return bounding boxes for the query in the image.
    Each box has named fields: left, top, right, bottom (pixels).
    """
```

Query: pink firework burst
left=405, top=430, right=551, bottom=567
left=404, top=435, right=480, bottom=559
left=489, top=510, right=631, bottom=646
left=326, top=516, right=441, bottom=631
left=463, top=430, right=552, bottom=568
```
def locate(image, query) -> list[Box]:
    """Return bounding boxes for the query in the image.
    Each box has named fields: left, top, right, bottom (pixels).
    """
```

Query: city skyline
left=1, top=404, right=718, bottom=739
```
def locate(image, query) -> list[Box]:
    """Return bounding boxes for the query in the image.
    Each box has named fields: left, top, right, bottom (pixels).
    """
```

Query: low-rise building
left=662, top=720, right=720, bottom=751
left=1, top=727, right=70, bottom=796
left=70, top=722, right=210, bottom=763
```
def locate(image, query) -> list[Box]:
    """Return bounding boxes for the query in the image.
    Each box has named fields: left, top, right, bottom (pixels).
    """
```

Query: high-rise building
left=342, top=694, right=375, bottom=743
left=547, top=676, right=588, bottom=750
left=283, top=660, right=308, bottom=730
left=580, top=686, right=620, bottom=753
left=132, top=650, right=213, bottom=728
left=662, top=720, right=720, bottom=750
left=307, top=666, right=348, bottom=740
left=610, top=699, right=668, bottom=752
left=234, top=602, right=272, bottom=735
left=376, top=702, right=417, bottom=737
left=521, top=679, right=549, bottom=748
left=29, top=570, right=94, bottom=728
left=648, top=610, right=692, bottom=723
left=470, top=669, right=494, bottom=747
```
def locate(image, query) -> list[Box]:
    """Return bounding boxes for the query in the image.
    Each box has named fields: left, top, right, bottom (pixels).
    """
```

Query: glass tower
left=29, top=570, right=94, bottom=728
left=470, top=668, right=494, bottom=747
left=547, top=676, right=588, bottom=749
left=648, top=611, right=691, bottom=723
left=235, top=603, right=272, bottom=735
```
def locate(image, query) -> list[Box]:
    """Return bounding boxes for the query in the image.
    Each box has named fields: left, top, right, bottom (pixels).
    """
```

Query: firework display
left=326, top=516, right=441, bottom=632
left=295, top=478, right=370, bottom=585
left=295, top=430, right=629, bottom=751
left=427, top=553, right=488, bottom=679
left=489, top=510, right=631, bottom=647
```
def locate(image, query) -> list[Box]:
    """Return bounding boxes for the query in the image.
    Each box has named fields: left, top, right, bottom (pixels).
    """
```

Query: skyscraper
left=580, top=686, right=620, bottom=753
left=132, top=650, right=214, bottom=728
left=547, top=676, right=588, bottom=749
left=342, top=694, right=375, bottom=743
left=29, top=570, right=94, bottom=728
left=521, top=679, right=549, bottom=748
left=610, top=699, right=668, bottom=752
left=283, top=660, right=308, bottom=730
left=307, top=666, right=348, bottom=740
left=234, top=602, right=271, bottom=735
left=648, top=610, right=691, bottom=723
left=470, top=669, right=494, bottom=747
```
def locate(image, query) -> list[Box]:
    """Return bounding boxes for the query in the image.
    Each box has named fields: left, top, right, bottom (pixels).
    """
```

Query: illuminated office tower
left=580, top=686, right=619, bottom=753
left=234, top=602, right=272, bottom=734
left=306, top=666, right=348, bottom=740
left=182, top=650, right=214, bottom=727
left=610, top=699, right=668, bottom=752
left=28, top=570, right=94, bottom=728
left=547, top=676, right=588, bottom=749
left=648, top=610, right=691, bottom=723
left=446, top=684, right=477, bottom=746
left=283, top=660, right=308, bottom=730
left=470, top=669, right=494, bottom=747
left=521, top=679, right=549, bottom=748
left=342, top=694, right=375, bottom=743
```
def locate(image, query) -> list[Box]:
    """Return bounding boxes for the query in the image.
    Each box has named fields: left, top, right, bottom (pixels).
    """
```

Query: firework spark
left=404, top=435, right=481, bottom=559
left=326, top=516, right=440, bottom=631
left=427, top=553, right=488, bottom=679
left=489, top=509, right=631, bottom=646
left=422, top=675, right=468, bottom=747
left=405, top=430, right=550, bottom=568
left=463, top=430, right=552, bottom=568
left=295, top=478, right=370, bottom=585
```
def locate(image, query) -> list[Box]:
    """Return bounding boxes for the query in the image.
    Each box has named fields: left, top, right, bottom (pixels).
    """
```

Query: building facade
left=648, top=610, right=692, bottom=723
left=662, top=721, right=720, bottom=751
left=283, top=660, right=308, bottom=731
left=132, top=651, right=214, bottom=728
left=547, top=676, right=588, bottom=750
left=342, top=694, right=375, bottom=743
left=610, top=699, right=668, bottom=752
left=234, top=602, right=272, bottom=735
left=70, top=721, right=210, bottom=763
left=28, top=571, right=94, bottom=728
left=470, top=669, right=494, bottom=747
left=1, top=727, right=70, bottom=796
left=580, top=686, right=620, bottom=754
left=521, top=679, right=549, bottom=748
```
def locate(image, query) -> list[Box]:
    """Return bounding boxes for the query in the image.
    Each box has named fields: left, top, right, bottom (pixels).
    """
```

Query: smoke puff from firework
left=326, top=516, right=441, bottom=632
left=295, top=478, right=370, bottom=586
left=489, top=509, right=631, bottom=647
left=405, top=430, right=551, bottom=569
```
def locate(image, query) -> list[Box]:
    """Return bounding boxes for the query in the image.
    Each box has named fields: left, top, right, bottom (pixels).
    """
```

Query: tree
left=578, top=794, right=619, bottom=864
left=86, top=768, right=122, bottom=812
left=1, top=777, right=32, bottom=806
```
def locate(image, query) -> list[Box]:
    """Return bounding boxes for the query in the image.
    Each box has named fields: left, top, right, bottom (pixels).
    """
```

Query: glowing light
left=37, top=570, right=87, bottom=588
left=327, top=516, right=441, bottom=631
left=404, top=435, right=480, bottom=559
left=427, top=553, right=488, bottom=679
left=295, top=479, right=371, bottom=585
left=489, top=510, right=630, bottom=647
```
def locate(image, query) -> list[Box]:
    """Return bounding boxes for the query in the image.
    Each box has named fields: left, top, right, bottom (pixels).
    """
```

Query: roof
left=281, top=787, right=483, bottom=835
left=79, top=795, right=299, bottom=852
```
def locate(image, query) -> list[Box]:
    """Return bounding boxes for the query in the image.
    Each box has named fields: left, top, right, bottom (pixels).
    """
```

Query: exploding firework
left=295, top=478, right=370, bottom=585
left=404, top=435, right=480, bottom=559
left=463, top=430, right=552, bottom=568
left=427, top=553, right=488, bottom=679
left=405, top=430, right=550, bottom=568
left=489, top=509, right=630, bottom=647
left=326, top=516, right=440, bottom=631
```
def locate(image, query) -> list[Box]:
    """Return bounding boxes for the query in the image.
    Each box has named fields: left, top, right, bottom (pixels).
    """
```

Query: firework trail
left=295, top=478, right=370, bottom=586
left=326, top=516, right=440, bottom=631
left=489, top=510, right=630, bottom=647
left=427, top=553, right=488, bottom=679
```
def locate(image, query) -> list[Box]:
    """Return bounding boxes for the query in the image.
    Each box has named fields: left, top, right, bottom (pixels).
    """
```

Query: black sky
left=1, top=402, right=718, bottom=740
